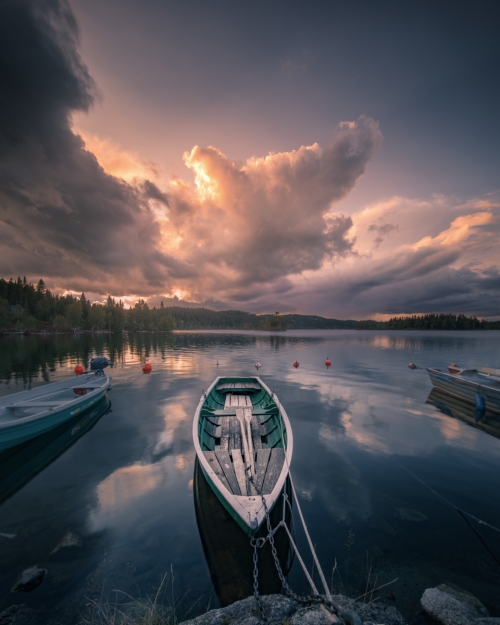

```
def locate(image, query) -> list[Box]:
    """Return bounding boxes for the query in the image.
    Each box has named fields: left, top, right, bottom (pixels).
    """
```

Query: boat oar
left=236, top=409, right=253, bottom=477
left=244, top=407, right=255, bottom=476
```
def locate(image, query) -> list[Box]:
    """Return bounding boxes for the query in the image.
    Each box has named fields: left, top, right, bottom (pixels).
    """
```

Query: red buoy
left=408, top=363, right=417, bottom=369
left=255, top=362, right=261, bottom=370
left=325, top=358, right=331, bottom=368
left=293, top=361, right=299, bottom=368
left=448, top=363, right=460, bottom=374
left=142, top=362, right=152, bottom=374
left=74, top=365, right=84, bottom=375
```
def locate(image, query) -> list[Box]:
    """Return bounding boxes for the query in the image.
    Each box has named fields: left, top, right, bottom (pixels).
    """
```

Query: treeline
left=0, top=277, right=174, bottom=332
left=2, top=277, right=498, bottom=334
left=357, top=314, right=500, bottom=330
left=0, top=277, right=289, bottom=333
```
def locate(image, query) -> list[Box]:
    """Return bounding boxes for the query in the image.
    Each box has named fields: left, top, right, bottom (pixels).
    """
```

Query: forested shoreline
left=0, top=277, right=498, bottom=333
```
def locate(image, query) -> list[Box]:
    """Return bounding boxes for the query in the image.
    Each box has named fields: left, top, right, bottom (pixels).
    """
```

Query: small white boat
left=193, top=376, right=293, bottom=535
left=0, top=365, right=111, bottom=452
left=427, top=366, right=500, bottom=415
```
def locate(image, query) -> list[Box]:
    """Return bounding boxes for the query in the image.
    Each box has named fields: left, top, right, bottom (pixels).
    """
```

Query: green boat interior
left=198, top=377, right=287, bottom=497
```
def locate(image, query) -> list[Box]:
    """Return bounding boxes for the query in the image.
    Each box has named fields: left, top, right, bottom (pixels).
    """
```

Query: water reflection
left=0, top=396, right=110, bottom=505
left=193, top=458, right=293, bottom=606
left=427, top=389, right=500, bottom=440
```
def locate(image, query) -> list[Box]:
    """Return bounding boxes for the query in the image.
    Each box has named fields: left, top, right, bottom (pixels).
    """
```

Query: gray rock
left=290, top=605, right=330, bottom=625
left=11, top=566, right=47, bottom=593
left=181, top=595, right=296, bottom=625
left=474, top=620, right=500, bottom=624
left=50, top=531, right=83, bottom=559
left=421, top=584, right=489, bottom=625
left=180, top=594, right=407, bottom=625
left=394, top=508, right=428, bottom=522
left=333, top=595, right=406, bottom=625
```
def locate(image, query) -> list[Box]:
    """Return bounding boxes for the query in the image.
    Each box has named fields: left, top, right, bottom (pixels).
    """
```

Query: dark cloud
left=0, top=0, right=181, bottom=295
left=0, top=0, right=381, bottom=303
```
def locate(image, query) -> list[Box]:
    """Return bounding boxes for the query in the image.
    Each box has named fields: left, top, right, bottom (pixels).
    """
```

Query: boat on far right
left=427, top=365, right=500, bottom=415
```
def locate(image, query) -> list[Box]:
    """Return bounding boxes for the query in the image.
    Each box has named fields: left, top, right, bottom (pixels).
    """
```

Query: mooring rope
left=393, top=458, right=500, bottom=533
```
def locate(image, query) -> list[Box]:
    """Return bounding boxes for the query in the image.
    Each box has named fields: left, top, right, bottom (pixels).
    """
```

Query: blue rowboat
left=0, top=395, right=110, bottom=504
left=0, top=370, right=111, bottom=452
left=193, top=376, right=293, bottom=536
left=427, top=366, right=500, bottom=415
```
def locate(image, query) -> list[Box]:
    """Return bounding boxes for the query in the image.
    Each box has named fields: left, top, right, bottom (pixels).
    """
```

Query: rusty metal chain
left=247, top=471, right=349, bottom=623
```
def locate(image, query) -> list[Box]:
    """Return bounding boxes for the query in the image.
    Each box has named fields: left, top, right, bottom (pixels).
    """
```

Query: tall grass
left=81, top=569, right=209, bottom=625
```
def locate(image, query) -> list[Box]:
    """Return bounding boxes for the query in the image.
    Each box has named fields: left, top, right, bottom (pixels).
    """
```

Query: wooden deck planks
left=261, top=448, right=285, bottom=495
left=224, top=394, right=232, bottom=409
left=231, top=449, right=248, bottom=495
left=203, top=452, right=232, bottom=492
left=250, top=414, right=262, bottom=450
left=253, top=448, right=271, bottom=492
left=215, top=450, right=241, bottom=495
left=219, top=416, right=229, bottom=450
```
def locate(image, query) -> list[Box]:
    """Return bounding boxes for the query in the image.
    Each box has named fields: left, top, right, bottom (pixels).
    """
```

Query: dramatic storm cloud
left=1, top=0, right=499, bottom=317
left=0, top=0, right=381, bottom=304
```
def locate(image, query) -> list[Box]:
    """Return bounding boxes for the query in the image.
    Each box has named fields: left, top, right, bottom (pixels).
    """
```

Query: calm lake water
left=1, top=330, right=499, bottom=623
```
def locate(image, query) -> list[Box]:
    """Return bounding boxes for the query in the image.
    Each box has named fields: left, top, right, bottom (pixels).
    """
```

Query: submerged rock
left=50, top=531, right=83, bottom=559
left=420, top=583, right=489, bottom=625
left=11, top=566, right=47, bottom=592
left=394, top=508, right=428, bottom=522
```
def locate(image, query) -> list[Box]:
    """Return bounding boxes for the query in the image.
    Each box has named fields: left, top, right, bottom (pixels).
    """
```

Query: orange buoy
left=408, top=363, right=417, bottom=369
left=142, top=362, right=152, bottom=373
left=73, top=388, right=87, bottom=396
left=448, top=363, right=460, bottom=374
left=74, top=364, right=84, bottom=375
left=325, top=358, right=331, bottom=368
left=293, top=361, right=299, bottom=368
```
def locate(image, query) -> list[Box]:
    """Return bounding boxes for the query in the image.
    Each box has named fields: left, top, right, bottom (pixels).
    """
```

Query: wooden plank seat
left=216, top=382, right=261, bottom=392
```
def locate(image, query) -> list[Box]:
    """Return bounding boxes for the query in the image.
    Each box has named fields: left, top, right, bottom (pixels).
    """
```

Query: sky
left=1, top=0, right=500, bottom=319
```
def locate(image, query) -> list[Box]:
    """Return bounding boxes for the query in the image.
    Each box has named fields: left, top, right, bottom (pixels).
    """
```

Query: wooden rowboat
left=427, top=366, right=500, bottom=415
left=0, top=371, right=111, bottom=452
left=193, top=376, right=293, bottom=535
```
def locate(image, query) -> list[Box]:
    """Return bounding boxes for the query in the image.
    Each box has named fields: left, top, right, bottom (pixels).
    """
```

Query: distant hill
left=281, top=314, right=357, bottom=329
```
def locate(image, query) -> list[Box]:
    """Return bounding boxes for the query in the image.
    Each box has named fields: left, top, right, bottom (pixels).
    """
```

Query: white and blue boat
left=427, top=366, right=500, bottom=415
left=193, top=376, right=293, bottom=536
left=0, top=359, right=111, bottom=452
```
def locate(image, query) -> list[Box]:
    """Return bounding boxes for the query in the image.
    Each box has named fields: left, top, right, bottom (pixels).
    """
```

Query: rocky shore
left=1, top=580, right=498, bottom=625
left=179, top=583, right=499, bottom=625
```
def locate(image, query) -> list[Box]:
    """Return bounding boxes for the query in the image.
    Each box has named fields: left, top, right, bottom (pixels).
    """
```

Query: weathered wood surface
left=261, top=448, right=285, bottom=494
left=224, top=394, right=232, bottom=410
left=253, top=448, right=271, bottom=492
left=236, top=408, right=252, bottom=476
left=231, top=449, right=248, bottom=495
left=215, top=450, right=241, bottom=495
left=250, top=414, right=262, bottom=450
left=243, top=407, right=256, bottom=478
left=219, top=416, right=229, bottom=451
left=204, top=452, right=232, bottom=492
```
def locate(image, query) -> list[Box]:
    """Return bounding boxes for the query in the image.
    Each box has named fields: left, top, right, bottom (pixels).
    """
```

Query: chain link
left=247, top=469, right=347, bottom=624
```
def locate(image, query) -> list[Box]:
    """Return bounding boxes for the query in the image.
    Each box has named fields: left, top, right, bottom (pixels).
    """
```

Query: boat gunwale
left=192, top=375, right=293, bottom=533
left=427, top=368, right=500, bottom=393
left=0, top=374, right=111, bottom=430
